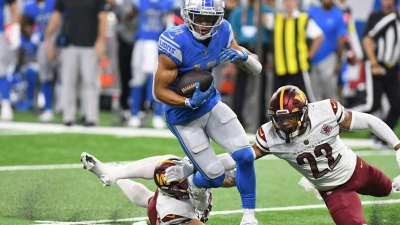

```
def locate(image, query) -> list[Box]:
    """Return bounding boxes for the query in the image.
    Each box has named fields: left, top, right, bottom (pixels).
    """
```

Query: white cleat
left=1, top=100, right=13, bottom=121
left=38, top=110, right=54, bottom=122
left=187, top=174, right=209, bottom=211
left=127, top=116, right=141, bottom=128
left=240, top=219, right=259, bottom=225
left=152, top=116, right=165, bottom=129
left=80, top=152, right=116, bottom=186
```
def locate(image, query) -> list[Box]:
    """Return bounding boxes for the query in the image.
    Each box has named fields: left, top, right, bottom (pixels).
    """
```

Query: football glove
left=186, top=81, right=214, bottom=109
left=218, top=48, right=248, bottom=63
left=165, top=159, right=194, bottom=182
left=392, top=175, right=400, bottom=192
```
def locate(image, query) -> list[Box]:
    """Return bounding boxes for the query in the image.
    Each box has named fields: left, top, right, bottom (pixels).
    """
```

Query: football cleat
left=80, top=152, right=116, bottom=186
left=152, top=116, right=166, bottom=129
left=1, top=100, right=13, bottom=121
left=38, top=110, right=54, bottom=122
left=240, top=219, right=259, bottom=225
left=127, top=116, right=141, bottom=128
left=187, top=174, right=209, bottom=211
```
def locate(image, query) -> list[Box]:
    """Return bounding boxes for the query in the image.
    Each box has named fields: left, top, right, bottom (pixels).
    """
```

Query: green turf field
left=1, top=123, right=400, bottom=225
left=2, top=110, right=400, bottom=225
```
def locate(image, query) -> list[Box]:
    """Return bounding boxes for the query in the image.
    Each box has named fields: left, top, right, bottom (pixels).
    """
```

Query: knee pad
left=232, top=147, right=255, bottom=166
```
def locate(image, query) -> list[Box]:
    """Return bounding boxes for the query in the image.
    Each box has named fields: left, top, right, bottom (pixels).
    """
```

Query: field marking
left=34, top=199, right=400, bottom=224
left=0, top=150, right=394, bottom=172
left=0, top=121, right=376, bottom=149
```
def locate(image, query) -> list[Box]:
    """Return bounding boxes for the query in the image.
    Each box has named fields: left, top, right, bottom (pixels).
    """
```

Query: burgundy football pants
left=319, top=156, right=392, bottom=225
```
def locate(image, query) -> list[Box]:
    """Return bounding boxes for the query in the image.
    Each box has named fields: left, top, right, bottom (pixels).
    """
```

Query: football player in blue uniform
left=0, top=0, right=20, bottom=121
left=128, top=0, right=176, bottom=129
left=22, top=0, right=57, bottom=122
left=153, top=0, right=262, bottom=224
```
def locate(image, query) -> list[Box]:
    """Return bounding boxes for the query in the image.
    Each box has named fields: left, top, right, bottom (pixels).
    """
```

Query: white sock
left=116, top=179, right=154, bottom=208
left=242, top=208, right=256, bottom=221
left=113, top=154, right=177, bottom=180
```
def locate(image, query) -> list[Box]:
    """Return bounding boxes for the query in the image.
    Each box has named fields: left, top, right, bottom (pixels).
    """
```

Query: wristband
left=185, top=98, right=192, bottom=108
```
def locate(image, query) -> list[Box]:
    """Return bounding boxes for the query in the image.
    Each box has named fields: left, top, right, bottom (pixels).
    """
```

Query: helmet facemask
left=181, top=0, right=224, bottom=40
left=269, top=85, right=309, bottom=143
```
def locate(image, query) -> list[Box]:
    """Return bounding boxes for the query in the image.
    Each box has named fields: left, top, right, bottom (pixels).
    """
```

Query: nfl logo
left=320, top=124, right=332, bottom=135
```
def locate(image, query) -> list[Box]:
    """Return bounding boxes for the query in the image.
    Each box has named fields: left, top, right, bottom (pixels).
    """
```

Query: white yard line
left=0, top=150, right=394, bottom=172
left=34, top=199, right=400, bottom=224
left=0, top=121, right=375, bottom=148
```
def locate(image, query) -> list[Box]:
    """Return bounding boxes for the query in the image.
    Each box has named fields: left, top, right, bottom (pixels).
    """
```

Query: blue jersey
left=23, top=0, right=56, bottom=42
left=0, top=0, right=15, bottom=32
left=20, top=33, right=38, bottom=63
left=158, top=20, right=234, bottom=124
left=133, top=0, right=175, bottom=41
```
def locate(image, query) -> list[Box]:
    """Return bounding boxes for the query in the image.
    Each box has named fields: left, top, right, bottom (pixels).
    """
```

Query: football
left=174, top=70, right=214, bottom=98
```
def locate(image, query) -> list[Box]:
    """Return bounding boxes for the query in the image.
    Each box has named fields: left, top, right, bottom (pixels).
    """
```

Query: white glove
left=392, top=175, right=400, bottom=192
left=165, top=159, right=194, bottom=182
left=9, top=23, right=21, bottom=50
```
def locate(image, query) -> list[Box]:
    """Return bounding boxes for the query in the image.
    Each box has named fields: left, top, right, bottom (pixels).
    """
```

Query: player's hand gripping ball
left=174, top=70, right=214, bottom=98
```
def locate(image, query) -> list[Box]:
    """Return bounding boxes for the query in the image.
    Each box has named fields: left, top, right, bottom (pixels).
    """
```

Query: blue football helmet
left=181, top=0, right=225, bottom=40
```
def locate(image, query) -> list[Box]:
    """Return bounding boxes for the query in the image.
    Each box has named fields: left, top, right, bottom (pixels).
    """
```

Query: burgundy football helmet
left=154, top=158, right=190, bottom=200
left=269, top=85, right=309, bottom=143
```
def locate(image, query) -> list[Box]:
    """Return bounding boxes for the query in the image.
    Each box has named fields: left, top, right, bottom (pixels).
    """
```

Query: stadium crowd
left=0, top=0, right=399, bottom=148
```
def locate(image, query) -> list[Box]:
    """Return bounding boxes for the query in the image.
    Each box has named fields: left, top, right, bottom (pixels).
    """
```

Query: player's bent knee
left=232, top=147, right=254, bottom=166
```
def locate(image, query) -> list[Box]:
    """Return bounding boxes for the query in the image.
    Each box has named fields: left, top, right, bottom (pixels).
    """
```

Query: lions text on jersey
left=23, top=0, right=56, bottom=42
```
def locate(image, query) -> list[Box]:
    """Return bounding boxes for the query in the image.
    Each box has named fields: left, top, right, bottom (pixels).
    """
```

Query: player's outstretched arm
left=340, top=110, right=400, bottom=164
left=218, top=40, right=262, bottom=75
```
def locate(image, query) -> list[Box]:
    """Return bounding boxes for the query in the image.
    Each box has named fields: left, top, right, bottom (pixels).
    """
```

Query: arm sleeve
left=349, top=111, right=400, bottom=149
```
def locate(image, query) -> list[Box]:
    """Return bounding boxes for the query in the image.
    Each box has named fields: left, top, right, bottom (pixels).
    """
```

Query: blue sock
left=192, top=171, right=225, bottom=188
left=0, top=76, right=10, bottom=100
left=41, top=82, right=53, bottom=110
left=232, top=147, right=256, bottom=209
left=130, top=86, right=143, bottom=116
left=25, top=67, right=38, bottom=102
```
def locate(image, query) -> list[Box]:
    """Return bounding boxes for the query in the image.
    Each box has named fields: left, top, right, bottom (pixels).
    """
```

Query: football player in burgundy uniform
left=165, top=85, right=400, bottom=225
left=80, top=152, right=237, bottom=225
left=252, top=85, right=400, bottom=225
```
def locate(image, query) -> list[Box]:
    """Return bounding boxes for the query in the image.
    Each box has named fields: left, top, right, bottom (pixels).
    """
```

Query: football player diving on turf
left=165, top=85, right=400, bottom=225
left=80, top=152, right=237, bottom=225
left=152, top=0, right=262, bottom=224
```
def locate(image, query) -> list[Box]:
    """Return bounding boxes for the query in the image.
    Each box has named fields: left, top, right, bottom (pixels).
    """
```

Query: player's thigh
left=79, top=47, right=100, bottom=87
left=141, top=40, right=158, bottom=74
left=321, top=190, right=366, bottom=225
left=170, top=118, right=224, bottom=179
left=357, top=158, right=392, bottom=197
left=37, top=43, right=55, bottom=82
left=0, top=34, right=10, bottom=76
left=131, top=41, right=147, bottom=86
left=206, top=102, right=250, bottom=155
